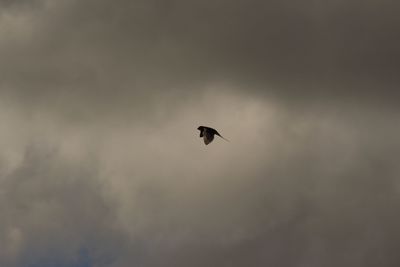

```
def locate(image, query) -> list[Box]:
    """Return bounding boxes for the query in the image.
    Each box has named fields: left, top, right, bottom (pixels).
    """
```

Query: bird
left=197, top=126, right=229, bottom=145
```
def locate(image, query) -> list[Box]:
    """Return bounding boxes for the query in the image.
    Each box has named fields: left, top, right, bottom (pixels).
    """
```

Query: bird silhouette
left=197, top=126, right=229, bottom=145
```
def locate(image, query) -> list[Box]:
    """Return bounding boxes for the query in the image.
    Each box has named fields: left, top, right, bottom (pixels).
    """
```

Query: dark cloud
left=1, top=0, right=399, bottom=111
left=1, top=0, right=400, bottom=266
left=0, top=0, right=41, bottom=8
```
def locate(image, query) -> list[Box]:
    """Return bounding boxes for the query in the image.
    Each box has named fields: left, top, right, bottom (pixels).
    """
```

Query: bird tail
left=217, top=134, right=229, bottom=142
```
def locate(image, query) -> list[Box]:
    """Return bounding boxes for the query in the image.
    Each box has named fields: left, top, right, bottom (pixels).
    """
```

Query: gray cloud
left=2, top=0, right=399, bottom=110
left=1, top=0, right=400, bottom=266
left=0, top=145, right=127, bottom=266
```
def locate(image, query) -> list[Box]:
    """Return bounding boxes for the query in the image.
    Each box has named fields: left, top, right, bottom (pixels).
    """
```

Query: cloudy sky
left=1, top=0, right=400, bottom=266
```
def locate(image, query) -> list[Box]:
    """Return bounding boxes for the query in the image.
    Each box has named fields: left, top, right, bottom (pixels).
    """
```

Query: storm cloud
left=1, top=0, right=400, bottom=266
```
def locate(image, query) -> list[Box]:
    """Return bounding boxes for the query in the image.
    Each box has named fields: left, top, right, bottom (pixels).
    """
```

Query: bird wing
left=203, top=130, right=214, bottom=145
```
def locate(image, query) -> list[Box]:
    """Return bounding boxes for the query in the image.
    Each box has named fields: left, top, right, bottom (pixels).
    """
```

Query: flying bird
left=197, top=126, right=229, bottom=145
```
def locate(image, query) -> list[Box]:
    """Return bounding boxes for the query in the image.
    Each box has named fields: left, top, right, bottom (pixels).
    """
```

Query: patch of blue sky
left=23, top=248, right=92, bottom=267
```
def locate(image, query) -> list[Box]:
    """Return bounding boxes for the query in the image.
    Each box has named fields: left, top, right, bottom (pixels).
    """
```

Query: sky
left=1, top=0, right=400, bottom=266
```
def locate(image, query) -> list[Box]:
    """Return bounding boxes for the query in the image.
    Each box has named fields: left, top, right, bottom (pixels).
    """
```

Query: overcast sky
left=1, top=0, right=400, bottom=266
